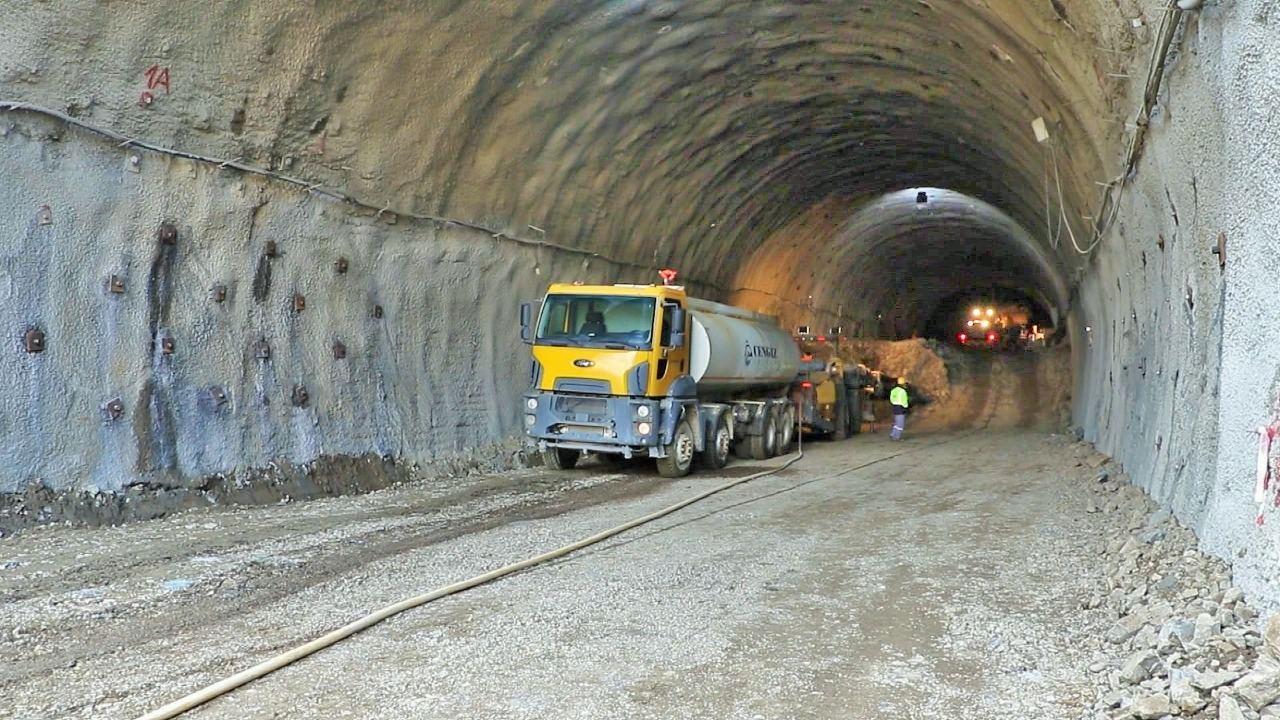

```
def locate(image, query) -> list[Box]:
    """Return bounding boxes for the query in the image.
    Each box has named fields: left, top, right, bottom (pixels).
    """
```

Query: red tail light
left=958, top=332, right=968, bottom=343
left=816, top=335, right=827, bottom=343
left=800, top=381, right=813, bottom=389
left=986, top=332, right=998, bottom=344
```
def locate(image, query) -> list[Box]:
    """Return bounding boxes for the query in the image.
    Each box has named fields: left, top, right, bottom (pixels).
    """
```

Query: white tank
left=687, top=298, right=801, bottom=394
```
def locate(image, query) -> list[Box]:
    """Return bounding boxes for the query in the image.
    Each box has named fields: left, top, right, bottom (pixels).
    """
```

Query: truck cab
left=522, top=284, right=695, bottom=475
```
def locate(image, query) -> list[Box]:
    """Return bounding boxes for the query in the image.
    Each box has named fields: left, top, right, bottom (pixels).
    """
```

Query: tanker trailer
left=519, top=282, right=802, bottom=477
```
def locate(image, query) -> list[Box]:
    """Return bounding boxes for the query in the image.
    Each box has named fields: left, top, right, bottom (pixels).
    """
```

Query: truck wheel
left=777, top=405, right=795, bottom=454
left=848, top=391, right=863, bottom=436
left=700, top=414, right=731, bottom=470
left=835, top=384, right=851, bottom=439
left=750, top=412, right=777, bottom=460
left=541, top=448, right=580, bottom=470
left=657, top=418, right=696, bottom=478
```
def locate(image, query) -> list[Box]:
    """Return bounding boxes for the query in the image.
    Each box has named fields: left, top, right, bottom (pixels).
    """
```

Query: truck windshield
left=536, top=295, right=656, bottom=350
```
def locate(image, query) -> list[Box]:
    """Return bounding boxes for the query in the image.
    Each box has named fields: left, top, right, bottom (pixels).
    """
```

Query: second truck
left=520, top=277, right=865, bottom=477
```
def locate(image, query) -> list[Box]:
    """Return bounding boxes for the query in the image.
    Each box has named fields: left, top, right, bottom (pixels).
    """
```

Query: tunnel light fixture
left=1032, top=116, right=1050, bottom=144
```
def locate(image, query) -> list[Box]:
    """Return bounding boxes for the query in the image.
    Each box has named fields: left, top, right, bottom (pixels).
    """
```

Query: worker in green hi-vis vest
left=889, top=377, right=909, bottom=440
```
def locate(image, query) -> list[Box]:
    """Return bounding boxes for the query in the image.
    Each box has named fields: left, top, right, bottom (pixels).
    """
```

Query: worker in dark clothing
left=889, top=377, right=909, bottom=440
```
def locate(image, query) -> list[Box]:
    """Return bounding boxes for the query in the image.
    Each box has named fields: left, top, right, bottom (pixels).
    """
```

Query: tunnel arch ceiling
left=731, top=189, right=1071, bottom=337
left=415, top=0, right=1119, bottom=310
left=11, top=0, right=1125, bottom=317
left=6, top=0, right=1126, bottom=319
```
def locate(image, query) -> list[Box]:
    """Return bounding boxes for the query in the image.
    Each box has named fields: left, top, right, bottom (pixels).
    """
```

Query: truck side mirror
left=668, top=307, right=686, bottom=348
left=519, top=301, right=540, bottom=344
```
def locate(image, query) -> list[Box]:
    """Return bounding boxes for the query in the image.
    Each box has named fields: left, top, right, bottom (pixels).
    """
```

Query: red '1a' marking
left=145, top=65, right=171, bottom=94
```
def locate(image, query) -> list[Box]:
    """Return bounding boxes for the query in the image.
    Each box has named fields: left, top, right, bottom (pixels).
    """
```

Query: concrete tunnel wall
left=1069, top=0, right=1280, bottom=611
left=1, top=0, right=1279, bottom=604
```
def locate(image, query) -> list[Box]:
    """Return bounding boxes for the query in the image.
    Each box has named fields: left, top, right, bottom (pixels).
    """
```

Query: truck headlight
left=524, top=414, right=536, bottom=426
left=636, top=404, right=650, bottom=418
left=526, top=397, right=538, bottom=411
left=637, top=422, right=652, bottom=435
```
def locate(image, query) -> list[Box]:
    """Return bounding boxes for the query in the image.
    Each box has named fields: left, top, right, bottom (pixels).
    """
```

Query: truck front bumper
left=522, top=391, right=661, bottom=457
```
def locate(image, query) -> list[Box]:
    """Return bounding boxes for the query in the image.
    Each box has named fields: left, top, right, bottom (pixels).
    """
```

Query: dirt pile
left=842, top=338, right=951, bottom=403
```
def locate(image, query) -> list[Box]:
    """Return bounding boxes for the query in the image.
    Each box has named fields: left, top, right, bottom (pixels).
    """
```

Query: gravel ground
left=1, top=428, right=1145, bottom=719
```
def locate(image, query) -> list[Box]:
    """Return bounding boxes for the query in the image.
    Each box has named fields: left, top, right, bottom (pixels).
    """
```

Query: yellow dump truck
left=519, top=282, right=808, bottom=477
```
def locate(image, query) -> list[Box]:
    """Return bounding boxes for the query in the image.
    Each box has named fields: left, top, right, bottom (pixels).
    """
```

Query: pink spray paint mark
left=1255, top=427, right=1274, bottom=504
left=1255, top=425, right=1279, bottom=524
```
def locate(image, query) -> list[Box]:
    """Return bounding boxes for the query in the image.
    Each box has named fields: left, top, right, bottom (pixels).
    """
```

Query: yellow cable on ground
left=137, top=440, right=809, bottom=720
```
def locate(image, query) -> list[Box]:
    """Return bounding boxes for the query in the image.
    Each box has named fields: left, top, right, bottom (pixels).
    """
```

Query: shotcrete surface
left=1071, top=0, right=1280, bottom=610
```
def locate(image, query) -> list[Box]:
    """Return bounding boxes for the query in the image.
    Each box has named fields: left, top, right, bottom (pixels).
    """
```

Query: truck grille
left=553, top=395, right=609, bottom=417
left=554, top=378, right=611, bottom=395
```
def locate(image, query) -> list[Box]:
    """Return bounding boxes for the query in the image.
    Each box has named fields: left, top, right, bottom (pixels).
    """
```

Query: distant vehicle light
left=986, top=308, right=995, bottom=317
left=986, top=332, right=998, bottom=344
left=958, top=332, right=968, bottom=343
left=816, top=335, right=827, bottom=343
left=971, top=307, right=982, bottom=318
left=801, top=381, right=813, bottom=389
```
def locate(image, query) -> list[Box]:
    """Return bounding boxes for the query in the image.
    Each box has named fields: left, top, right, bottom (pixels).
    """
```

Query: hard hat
left=898, top=377, right=907, bottom=385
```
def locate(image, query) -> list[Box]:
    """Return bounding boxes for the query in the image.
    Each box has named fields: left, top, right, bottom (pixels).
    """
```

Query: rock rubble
left=1078, top=445, right=1280, bottom=720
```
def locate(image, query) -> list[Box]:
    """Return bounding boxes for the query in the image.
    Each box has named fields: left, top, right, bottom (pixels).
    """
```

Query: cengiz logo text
left=744, top=341, right=779, bottom=366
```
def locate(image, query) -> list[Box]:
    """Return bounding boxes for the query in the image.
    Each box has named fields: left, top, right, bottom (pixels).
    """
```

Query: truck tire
left=835, top=384, right=850, bottom=439
left=657, top=418, right=696, bottom=478
left=848, top=391, right=863, bottom=436
left=777, top=405, right=795, bottom=454
left=749, top=412, right=778, bottom=460
left=699, top=413, right=731, bottom=470
left=541, top=448, right=580, bottom=470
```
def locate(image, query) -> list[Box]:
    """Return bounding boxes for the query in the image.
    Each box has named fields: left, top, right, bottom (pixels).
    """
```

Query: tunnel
left=1, top=0, right=1279, bottom=610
